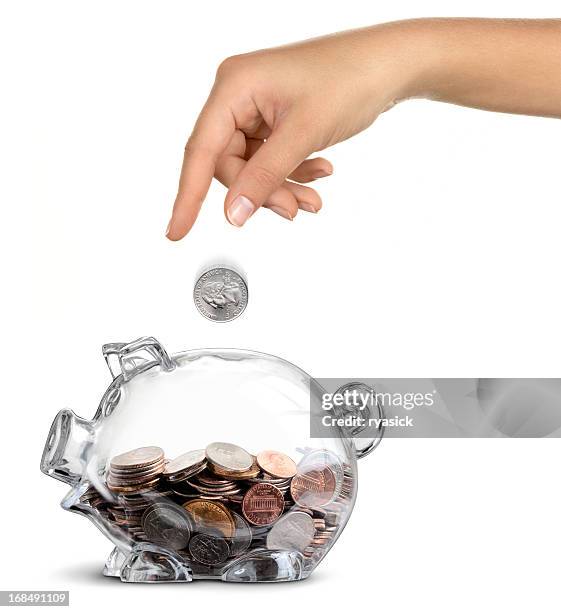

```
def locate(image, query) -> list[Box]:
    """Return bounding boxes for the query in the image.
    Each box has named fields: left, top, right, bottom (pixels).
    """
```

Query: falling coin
left=193, top=267, right=248, bottom=322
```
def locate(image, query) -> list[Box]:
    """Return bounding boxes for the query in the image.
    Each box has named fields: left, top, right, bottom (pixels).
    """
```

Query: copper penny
left=290, top=465, right=336, bottom=507
left=242, top=483, right=284, bottom=526
left=256, top=450, right=297, bottom=479
left=182, top=499, right=235, bottom=538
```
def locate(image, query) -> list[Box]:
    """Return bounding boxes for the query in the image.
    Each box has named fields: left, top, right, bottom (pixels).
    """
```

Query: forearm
left=367, top=18, right=561, bottom=118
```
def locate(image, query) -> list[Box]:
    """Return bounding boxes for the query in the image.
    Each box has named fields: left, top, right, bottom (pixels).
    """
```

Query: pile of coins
left=81, top=442, right=354, bottom=573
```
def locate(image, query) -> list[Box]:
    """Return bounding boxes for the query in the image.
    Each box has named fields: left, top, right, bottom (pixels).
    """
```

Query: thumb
left=225, top=118, right=313, bottom=227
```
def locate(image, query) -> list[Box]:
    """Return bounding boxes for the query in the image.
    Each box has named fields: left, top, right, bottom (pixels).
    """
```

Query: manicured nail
left=299, top=202, right=318, bottom=213
left=313, top=168, right=333, bottom=179
left=227, top=195, right=255, bottom=227
left=269, top=205, right=293, bottom=221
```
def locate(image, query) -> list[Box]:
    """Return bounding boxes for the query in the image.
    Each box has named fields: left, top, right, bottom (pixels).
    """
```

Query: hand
left=166, top=23, right=419, bottom=239
left=167, top=18, right=561, bottom=240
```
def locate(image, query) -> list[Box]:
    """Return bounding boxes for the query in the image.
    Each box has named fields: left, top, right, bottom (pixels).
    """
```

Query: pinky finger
left=288, top=157, right=333, bottom=183
left=285, top=181, right=323, bottom=214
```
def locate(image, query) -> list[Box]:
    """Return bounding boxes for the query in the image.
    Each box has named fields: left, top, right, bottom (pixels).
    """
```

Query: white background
left=2, top=0, right=560, bottom=610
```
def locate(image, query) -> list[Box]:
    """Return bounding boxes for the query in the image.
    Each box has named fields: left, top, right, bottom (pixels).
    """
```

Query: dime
left=290, top=465, right=337, bottom=508
left=205, top=442, right=253, bottom=473
left=188, top=533, right=230, bottom=565
left=193, top=267, right=248, bottom=323
left=183, top=499, right=235, bottom=538
left=266, top=511, right=316, bottom=553
left=229, top=512, right=253, bottom=557
left=141, top=503, right=192, bottom=551
left=163, top=449, right=206, bottom=477
left=242, top=483, right=284, bottom=526
left=257, top=450, right=297, bottom=479
left=110, top=446, right=164, bottom=470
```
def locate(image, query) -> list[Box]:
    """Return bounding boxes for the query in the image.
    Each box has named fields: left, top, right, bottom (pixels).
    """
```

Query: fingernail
left=227, top=195, right=255, bottom=227
left=299, top=202, right=318, bottom=213
left=269, top=205, right=293, bottom=221
left=313, top=168, right=333, bottom=179
left=165, top=219, right=172, bottom=237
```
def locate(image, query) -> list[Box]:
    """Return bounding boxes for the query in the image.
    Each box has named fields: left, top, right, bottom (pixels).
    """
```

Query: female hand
left=166, top=22, right=420, bottom=239
left=167, top=18, right=561, bottom=239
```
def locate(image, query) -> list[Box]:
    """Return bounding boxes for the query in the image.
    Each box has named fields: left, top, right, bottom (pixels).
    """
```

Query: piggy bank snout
left=41, top=409, right=93, bottom=485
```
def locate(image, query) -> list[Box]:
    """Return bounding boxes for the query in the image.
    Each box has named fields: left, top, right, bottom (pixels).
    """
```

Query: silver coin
left=110, top=446, right=164, bottom=470
left=266, top=511, right=316, bottom=553
left=229, top=512, right=253, bottom=557
left=193, top=267, right=248, bottom=322
left=163, top=449, right=206, bottom=477
left=141, top=503, right=192, bottom=551
left=188, top=533, right=230, bottom=565
left=205, top=442, right=253, bottom=473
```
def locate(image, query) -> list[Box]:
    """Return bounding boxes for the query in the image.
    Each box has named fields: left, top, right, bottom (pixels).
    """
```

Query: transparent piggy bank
left=41, top=337, right=380, bottom=583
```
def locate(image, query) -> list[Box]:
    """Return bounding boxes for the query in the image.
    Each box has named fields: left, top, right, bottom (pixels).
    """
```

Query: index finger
left=166, top=95, right=235, bottom=240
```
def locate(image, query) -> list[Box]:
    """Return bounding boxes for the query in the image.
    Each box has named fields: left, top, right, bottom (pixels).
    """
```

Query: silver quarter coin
left=141, top=503, right=192, bottom=551
left=266, top=511, right=316, bottom=552
left=205, top=442, right=253, bottom=473
left=193, top=267, right=248, bottom=322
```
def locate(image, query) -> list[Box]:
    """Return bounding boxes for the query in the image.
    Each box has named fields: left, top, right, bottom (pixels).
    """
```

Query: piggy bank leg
left=221, top=550, right=305, bottom=583
left=103, top=546, right=127, bottom=578
left=119, top=544, right=193, bottom=583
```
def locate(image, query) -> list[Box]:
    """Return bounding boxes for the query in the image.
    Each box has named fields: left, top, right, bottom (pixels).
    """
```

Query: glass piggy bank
left=41, top=337, right=380, bottom=583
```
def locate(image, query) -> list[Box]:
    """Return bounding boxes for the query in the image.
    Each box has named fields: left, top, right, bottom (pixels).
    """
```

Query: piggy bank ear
left=334, top=382, right=385, bottom=459
left=102, top=337, right=174, bottom=382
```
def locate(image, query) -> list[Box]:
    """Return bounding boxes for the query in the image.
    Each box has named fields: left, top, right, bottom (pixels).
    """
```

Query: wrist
left=362, top=19, right=447, bottom=104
